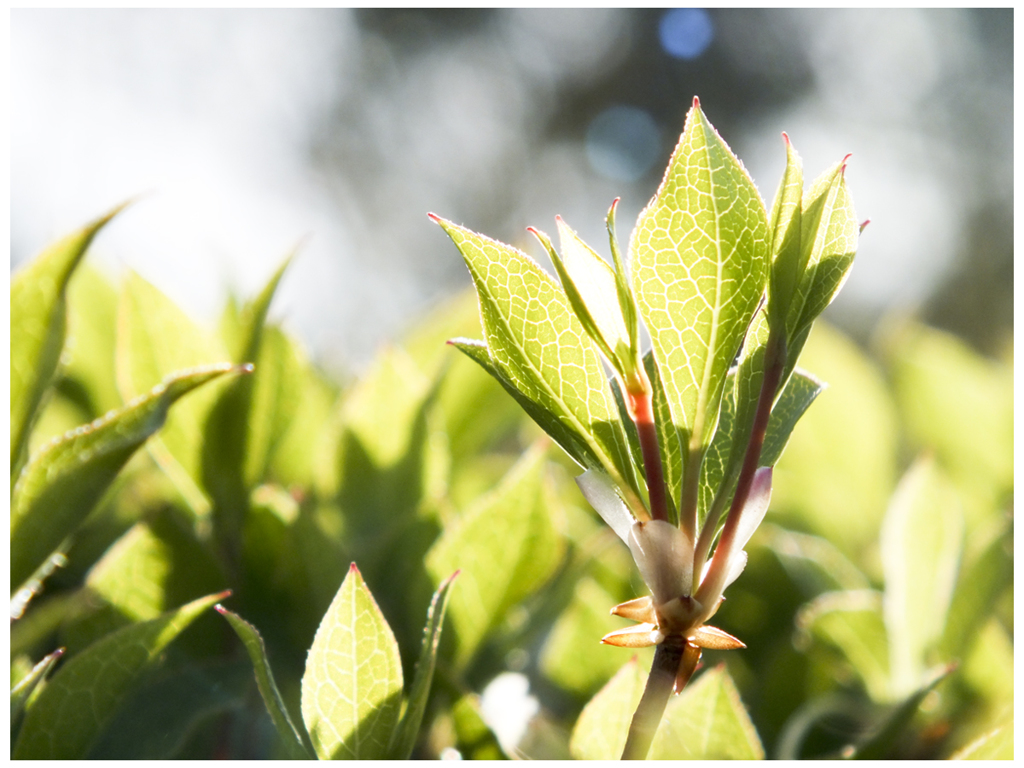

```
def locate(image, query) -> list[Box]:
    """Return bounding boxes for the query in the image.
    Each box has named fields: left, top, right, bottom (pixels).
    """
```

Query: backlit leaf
left=11, top=364, right=240, bottom=591
left=569, top=656, right=646, bottom=760
left=631, top=100, right=769, bottom=535
left=425, top=444, right=563, bottom=669
left=881, top=457, right=963, bottom=698
left=300, top=563, right=403, bottom=760
left=651, top=665, right=764, bottom=759
left=11, top=205, right=124, bottom=477
left=434, top=215, right=643, bottom=515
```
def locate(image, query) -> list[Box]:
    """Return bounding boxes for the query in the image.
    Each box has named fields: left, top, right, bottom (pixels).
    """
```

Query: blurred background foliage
left=11, top=8, right=1012, bottom=760
left=11, top=8, right=1012, bottom=367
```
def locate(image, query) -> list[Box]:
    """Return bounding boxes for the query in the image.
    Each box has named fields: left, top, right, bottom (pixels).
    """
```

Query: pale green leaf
left=771, top=322, right=898, bottom=554
left=11, top=205, right=125, bottom=477
left=450, top=338, right=595, bottom=469
left=881, top=457, right=963, bottom=698
left=767, top=133, right=805, bottom=331
left=84, top=506, right=227, bottom=624
left=434, top=215, right=643, bottom=514
left=645, top=350, right=684, bottom=523
left=300, top=563, right=403, bottom=760
left=116, top=271, right=229, bottom=514
left=387, top=571, right=458, bottom=759
left=569, top=656, right=646, bottom=760
left=12, top=591, right=226, bottom=759
left=425, top=444, right=563, bottom=669
left=941, top=522, right=1012, bottom=659
left=631, top=100, right=769, bottom=534
left=951, top=720, right=1014, bottom=760
left=217, top=605, right=314, bottom=759
left=788, top=159, right=858, bottom=340
left=550, top=217, right=632, bottom=373
left=651, top=665, right=764, bottom=759
left=796, top=590, right=890, bottom=702
left=886, top=321, right=1013, bottom=519
left=64, top=264, right=123, bottom=417
left=11, top=364, right=240, bottom=591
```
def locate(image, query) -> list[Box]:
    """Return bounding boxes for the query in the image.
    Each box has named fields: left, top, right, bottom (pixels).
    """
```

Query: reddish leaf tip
left=781, top=131, right=790, bottom=145
left=239, top=363, right=255, bottom=374
left=859, top=219, right=871, bottom=233
left=214, top=604, right=228, bottom=615
left=426, top=212, right=440, bottom=222
left=692, top=95, right=701, bottom=108
left=841, top=153, right=853, bottom=175
left=554, top=214, right=564, bottom=223
left=349, top=562, right=360, bottom=573
left=215, top=589, right=233, bottom=601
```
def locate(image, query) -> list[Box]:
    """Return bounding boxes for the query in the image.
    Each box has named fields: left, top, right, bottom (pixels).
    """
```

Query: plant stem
left=621, top=637, right=685, bottom=759
left=628, top=390, right=669, bottom=523
left=714, top=330, right=786, bottom=559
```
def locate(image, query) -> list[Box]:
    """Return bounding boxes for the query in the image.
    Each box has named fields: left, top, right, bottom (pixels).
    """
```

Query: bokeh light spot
left=585, top=105, right=661, bottom=182
left=659, top=8, right=714, bottom=60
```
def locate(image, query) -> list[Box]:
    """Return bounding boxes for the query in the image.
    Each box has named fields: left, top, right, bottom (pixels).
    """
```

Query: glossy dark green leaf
left=217, top=605, right=314, bottom=759
left=11, top=364, right=241, bottom=591
left=11, top=205, right=125, bottom=477
left=12, top=591, right=226, bottom=759
left=387, top=570, right=458, bottom=759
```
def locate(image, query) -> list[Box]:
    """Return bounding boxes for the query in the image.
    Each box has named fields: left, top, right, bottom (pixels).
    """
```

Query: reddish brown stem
left=715, top=330, right=786, bottom=558
left=629, top=390, right=669, bottom=523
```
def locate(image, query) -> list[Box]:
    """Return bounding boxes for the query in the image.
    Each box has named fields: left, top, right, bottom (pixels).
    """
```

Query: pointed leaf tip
left=693, top=95, right=701, bottom=108
left=426, top=212, right=441, bottom=223
left=860, top=219, right=871, bottom=233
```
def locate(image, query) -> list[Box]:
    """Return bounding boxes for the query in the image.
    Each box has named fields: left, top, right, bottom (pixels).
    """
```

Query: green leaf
left=11, top=205, right=125, bottom=477
left=78, top=505, right=227, bottom=642
left=569, top=656, right=646, bottom=760
left=767, top=133, right=805, bottom=332
left=630, top=99, right=769, bottom=534
left=116, top=271, right=229, bottom=514
left=425, top=444, right=563, bottom=669
left=881, top=457, right=963, bottom=698
left=387, top=571, right=458, bottom=759
left=12, top=591, right=226, bottom=759
left=651, top=665, right=765, bottom=759
left=10, top=648, right=64, bottom=740
left=64, top=264, right=123, bottom=418
left=301, top=563, right=403, bottom=760
left=951, top=720, right=1014, bottom=760
left=885, top=321, right=1013, bottom=520
left=86, top=658, right=252, bottom=759
left=433, top=215, right=642, bottom=514
left=645, top=350, right=684, bottom=523
left=543, top=218, right=634, bottom=378
left=771, top=322, right=899, bottom=555
left=449, top=339, right=595, bottom=469
left=762, top=524, right=870, bottom=597
left=851, top=665, right=952, bottom=759
left=796, top=590, right=890, bottom=702
left=217, top=605, right=314, bottom=759
left=11, top=364, right=241, bottom=591
left=202, top=256, right=293, bottom=553
left=941, top=522, right=1012, bottom=659
left=787, top=158, right=858, bottom=341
